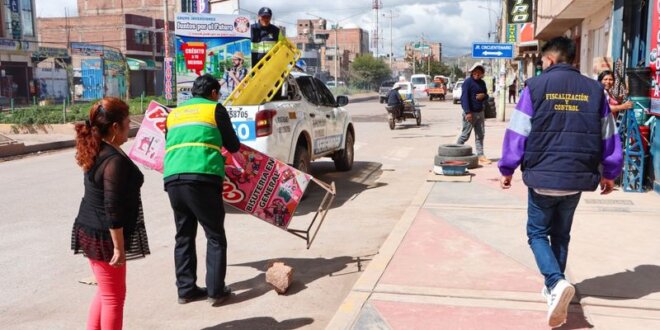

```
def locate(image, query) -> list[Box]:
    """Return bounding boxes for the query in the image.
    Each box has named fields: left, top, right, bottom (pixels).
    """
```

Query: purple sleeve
left=599, top=94, right=624, bottom=180
left=498, top=88, right=534, bottom=176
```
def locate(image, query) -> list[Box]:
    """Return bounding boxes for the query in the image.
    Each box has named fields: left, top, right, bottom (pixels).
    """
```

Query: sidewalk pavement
left=328, top=103, right=660, bottom=329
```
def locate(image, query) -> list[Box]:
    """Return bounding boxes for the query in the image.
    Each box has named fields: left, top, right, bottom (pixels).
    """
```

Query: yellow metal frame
left=223, top=39, right=301, bottom=106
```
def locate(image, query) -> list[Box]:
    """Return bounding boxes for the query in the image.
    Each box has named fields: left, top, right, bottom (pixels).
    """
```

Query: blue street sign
left=472, top=42, right=514, bottom=59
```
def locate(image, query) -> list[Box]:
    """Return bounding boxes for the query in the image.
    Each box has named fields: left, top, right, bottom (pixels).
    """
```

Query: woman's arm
left=610, top=100, right=633, bottom=114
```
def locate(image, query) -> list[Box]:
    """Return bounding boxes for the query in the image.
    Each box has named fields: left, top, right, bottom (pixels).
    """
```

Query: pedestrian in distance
left=386, top=84, right=405, bottom=120
left=498, top=37, right=623, bottom=328
left=220, top=51, right=248, bottom=95
left=164, top=74, right=240, bottom=306
left=508, top=78, right=517, bottom=104
left=251, top=7, right=284, bottom=66
left=72, top=97, right=150, bottom=330
left=457, top=63, right=492, bottom=165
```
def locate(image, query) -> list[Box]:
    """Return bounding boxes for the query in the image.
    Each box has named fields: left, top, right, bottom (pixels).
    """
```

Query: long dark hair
left=74, top=97, right=129, bottom=172
left=598, top=70, right=614, bottom=83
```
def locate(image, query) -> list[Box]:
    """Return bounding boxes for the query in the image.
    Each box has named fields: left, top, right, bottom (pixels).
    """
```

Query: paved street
left=0, top=96, right=462, bottom=329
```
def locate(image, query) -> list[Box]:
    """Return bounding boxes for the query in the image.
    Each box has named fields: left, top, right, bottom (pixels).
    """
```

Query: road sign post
left=471, top=42, right=514, bottom=59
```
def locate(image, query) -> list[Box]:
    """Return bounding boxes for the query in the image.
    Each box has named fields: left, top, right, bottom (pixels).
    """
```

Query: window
left=296, top=76, right=319, bottom=105
left=20, top=0, right=34, bottom=37
left=313, top=78, right=337, bottom=107
left=134, top=30, right=150, bottom=45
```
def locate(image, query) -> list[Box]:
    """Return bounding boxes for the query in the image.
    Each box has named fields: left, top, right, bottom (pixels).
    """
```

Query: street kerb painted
left=472, top=42, right=514, bottom=59
left=128, top=101, right=336, bottom=248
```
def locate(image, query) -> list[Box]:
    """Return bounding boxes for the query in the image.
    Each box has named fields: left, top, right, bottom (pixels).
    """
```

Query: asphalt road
left=0, top=96, right=464, bottom=329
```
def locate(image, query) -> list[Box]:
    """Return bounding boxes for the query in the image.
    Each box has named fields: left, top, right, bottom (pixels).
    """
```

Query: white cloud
left=35, top=0, right=77, bottom=18
left=32, top=0, right=501, bottom=57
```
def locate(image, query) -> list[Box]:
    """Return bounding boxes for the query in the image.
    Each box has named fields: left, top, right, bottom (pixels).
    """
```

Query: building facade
left=0, top=0, right=38, bottom=105
left=39, top=12, right=173, bottom=98
left=77, top=0, right=176, bottom=20
left=404, top=42, right=442, bottom=63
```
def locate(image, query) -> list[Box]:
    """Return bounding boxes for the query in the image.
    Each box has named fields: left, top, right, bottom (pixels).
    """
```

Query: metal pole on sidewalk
left=497, top=0, right=508, bottom=122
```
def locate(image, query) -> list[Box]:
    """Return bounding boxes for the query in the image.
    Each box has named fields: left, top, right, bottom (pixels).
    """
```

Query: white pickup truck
left=225, top=72, right=355, bottom=173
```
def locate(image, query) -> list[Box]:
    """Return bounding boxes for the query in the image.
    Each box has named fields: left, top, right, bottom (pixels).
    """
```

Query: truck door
left=296, top=76, right=329, bottom=156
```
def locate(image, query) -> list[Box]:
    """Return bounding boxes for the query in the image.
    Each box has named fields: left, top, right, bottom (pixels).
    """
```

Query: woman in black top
left=71, top=97, right=149, bottom=329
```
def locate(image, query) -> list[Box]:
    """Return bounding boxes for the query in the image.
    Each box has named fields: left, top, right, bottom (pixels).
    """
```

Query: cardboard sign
left=128, top=101, right=311, bottom=228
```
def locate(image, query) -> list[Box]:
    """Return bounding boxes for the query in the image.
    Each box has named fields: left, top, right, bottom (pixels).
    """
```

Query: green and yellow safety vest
left=163, top=98, right=225, bottom=178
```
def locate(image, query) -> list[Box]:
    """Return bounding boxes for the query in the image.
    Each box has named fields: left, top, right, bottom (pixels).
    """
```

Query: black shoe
left=208, top=286, right=233, bottom=306
left=177, top=287, right=207, bottom=304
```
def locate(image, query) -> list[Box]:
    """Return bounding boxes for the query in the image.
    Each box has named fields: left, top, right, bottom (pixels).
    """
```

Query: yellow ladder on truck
left=223, top=39, right=301, bottom=106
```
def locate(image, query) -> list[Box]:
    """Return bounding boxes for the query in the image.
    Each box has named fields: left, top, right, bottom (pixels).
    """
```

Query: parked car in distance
left=325, top=80, right=346, bottom=88
left=452, top=81, right=463, bottom=104
left=379, top=80, right=396, bottom=103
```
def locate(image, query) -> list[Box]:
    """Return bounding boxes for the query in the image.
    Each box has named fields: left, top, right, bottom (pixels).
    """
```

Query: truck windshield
left=411, top=77, right=426, bottom=85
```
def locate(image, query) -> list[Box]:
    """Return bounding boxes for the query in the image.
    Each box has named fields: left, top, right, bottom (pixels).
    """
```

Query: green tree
left=350, top=55, right=392, bottom=90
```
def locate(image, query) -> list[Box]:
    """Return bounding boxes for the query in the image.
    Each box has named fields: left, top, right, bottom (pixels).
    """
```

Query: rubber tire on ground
left=333, top=130, right=354, bottom=171
left=437, top=144, right=473, bottom=157
left=388, top=117, right=395, bottom=130
left=416, top=111, right=421, bottom=126
left=293, top=145, right=311, bottom=174
left=434, top=154, right=479, bottom=169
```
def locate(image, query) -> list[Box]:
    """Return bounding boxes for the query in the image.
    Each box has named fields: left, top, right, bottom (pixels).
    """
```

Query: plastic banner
left=128, top=102, right=312, bottom=229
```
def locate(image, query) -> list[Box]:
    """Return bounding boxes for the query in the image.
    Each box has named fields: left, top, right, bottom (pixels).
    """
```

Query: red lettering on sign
left=223, top=180, right=245, bottom=203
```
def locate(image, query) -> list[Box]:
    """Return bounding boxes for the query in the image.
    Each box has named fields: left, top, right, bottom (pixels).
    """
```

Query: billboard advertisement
left=175, top=13, right=252, bottom=104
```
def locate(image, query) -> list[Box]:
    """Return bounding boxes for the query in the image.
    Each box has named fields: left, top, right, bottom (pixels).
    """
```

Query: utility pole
left=334, top=25, right=339, bottom=88
left=497, top=0, right=507, bottom=122
left=383, top=10, right=398, bottom=73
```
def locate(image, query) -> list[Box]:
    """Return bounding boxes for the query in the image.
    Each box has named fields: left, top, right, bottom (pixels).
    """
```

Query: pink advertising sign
left=128, top=102, right=311, bottom=229
left=128, top=101, right=169, bottom=172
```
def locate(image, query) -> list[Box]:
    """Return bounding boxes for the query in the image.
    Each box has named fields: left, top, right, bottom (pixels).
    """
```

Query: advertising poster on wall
left=649, top=3, right=660, bottom=114
left=175, top=13, right=252, bottom=104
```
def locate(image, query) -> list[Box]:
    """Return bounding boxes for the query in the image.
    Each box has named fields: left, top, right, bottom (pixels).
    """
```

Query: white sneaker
left=546, top=280, right=575, bottom=328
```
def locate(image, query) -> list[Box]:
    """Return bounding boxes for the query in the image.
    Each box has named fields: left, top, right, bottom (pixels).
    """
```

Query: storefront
left=0, top=38, right=35, bottom=106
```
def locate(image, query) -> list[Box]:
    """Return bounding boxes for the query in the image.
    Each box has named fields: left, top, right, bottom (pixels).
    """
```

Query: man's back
left=386, top=88, right=402, bottom=106
left=523, top=63, right=608, bottom=191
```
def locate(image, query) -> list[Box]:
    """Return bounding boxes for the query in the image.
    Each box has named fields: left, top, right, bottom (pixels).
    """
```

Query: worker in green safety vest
left=251, top=7, right=285, bottom=66
left=163, top=74, right=240, bottom=306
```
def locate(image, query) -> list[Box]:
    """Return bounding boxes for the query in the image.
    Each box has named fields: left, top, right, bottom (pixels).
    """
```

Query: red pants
left=87, top=259, right=126, bottom=330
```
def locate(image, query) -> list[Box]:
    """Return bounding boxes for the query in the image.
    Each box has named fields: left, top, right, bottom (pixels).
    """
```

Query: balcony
left=536, top=0, right=612, bottom=39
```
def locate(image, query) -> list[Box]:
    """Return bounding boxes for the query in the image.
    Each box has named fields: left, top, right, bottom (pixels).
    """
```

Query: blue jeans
left=527, top=189, right=582, bottom=290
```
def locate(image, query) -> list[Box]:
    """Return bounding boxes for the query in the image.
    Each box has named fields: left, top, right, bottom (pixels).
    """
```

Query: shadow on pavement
left=202, top=317, right=314, bottom=330
left=224, top=256, right=366, bottom=305
left=558, top=303, right=594, bottom=329
left=575, top=264, right=660, bottom=300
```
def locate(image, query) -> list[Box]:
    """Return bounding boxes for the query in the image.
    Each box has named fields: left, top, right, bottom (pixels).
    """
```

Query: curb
left=326, top=181, right=435, bottom=329
left=349, top=95, right=378, bottom=103
left=0, top=127, right=139, bottom=159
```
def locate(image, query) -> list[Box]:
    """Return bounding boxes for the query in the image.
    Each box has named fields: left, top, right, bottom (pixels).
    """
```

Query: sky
left=35, top=0, right=502, bottom=58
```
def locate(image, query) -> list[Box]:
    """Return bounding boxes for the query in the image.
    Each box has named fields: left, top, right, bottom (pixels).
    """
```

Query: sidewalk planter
left=439, top=161, right=469, bottom=176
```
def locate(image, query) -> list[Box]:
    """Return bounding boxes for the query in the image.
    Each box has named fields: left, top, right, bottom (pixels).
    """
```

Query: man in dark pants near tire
left=498, top=37, right=623, bottom=327
left=457, top=63, right=491, bottom=165
left=164, top=74, right=241, bottom=306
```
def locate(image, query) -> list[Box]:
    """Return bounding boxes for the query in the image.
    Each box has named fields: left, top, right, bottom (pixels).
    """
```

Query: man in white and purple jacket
left=498, top=37, right=623, bottom=328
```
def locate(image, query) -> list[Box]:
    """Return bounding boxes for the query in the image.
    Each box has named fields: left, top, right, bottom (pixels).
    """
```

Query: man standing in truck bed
left=251, top=7, right=285, bottom=66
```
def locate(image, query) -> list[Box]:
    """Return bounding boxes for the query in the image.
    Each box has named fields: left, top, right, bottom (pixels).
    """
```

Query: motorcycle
left=385, top=100, right=422, bottom=130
